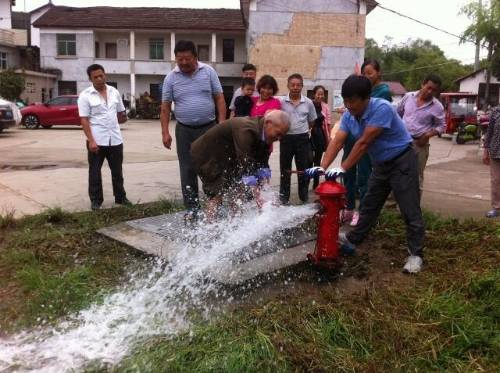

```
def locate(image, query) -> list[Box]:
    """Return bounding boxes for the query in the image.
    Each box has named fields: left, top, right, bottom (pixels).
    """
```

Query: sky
left=14, top=0, right=488, bottom=64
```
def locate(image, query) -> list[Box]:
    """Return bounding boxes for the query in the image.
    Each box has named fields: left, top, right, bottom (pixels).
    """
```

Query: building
left=0, top=0, right=56, bottom=103
left=456, top=68, right=500, bottom=109
left=33, top=1, right=378, bottom=109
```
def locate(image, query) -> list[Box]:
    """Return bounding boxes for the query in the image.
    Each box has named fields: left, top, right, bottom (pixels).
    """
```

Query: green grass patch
left=1, top=205, right=499, bottom=372
left=0, top=200, right=179, bottom=331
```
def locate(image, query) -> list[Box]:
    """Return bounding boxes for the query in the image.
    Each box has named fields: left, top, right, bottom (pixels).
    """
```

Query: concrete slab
left=98, top=210, right=316, bottom=284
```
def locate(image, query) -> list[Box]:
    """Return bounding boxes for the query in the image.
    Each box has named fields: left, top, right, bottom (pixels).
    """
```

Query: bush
left=0, top=69, right=25, bottom=101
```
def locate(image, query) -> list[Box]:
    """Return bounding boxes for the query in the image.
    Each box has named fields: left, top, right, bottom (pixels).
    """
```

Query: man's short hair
left=87, top=64, right=105, bottom=78
left=174, top=40, right=197, bottom=57
left=241, top=77, right=255, bottom=87
left=242, top=63, right=257, bottom=72
left=287, top=73, right=303, bottom=83
left=257, top=74, right=279, bottom=95
left=341, top=75, right=372, bottom=100
left=423, top=73, right=442, bottom=87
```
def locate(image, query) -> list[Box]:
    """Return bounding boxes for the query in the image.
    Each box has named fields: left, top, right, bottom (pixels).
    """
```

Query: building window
left=58, top=81, right=77, bottom=95
left=150, top=83, right=160, bottom=101
left=222, top=39, right=235, bottom=62
left=26, top=82, right=36, bottom=94
left=56, top=34, right=76, bottom=56
left=95, top=42, right=100, bottom=58
left=0, top=52, right=7, bottom=69
left=197, top=45, right=209, bottom=62
left=107, top=82, right=118, bottom=89
left=41, top=88, right=46, bottom=102
left=105, top=43, right=117, bottom=59
left=149, top=38, right=164, bottom=60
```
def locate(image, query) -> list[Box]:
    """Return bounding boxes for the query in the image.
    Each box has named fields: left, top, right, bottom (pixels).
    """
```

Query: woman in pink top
left=251, top=75, right=281, bottom=117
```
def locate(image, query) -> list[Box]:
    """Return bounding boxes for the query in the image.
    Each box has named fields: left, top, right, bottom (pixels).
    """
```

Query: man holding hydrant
left=305, top=75, right=425, bottom=273
left=191, top=110, right=290, bottom=222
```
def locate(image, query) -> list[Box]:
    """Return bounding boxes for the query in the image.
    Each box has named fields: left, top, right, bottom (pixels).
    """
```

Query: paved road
left=0, top=120, right=491, bottom=218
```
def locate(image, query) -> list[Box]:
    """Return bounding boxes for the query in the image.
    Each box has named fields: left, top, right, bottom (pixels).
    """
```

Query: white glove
left=324, top=167, right=345, bottom=180
left=304, top=166, right=325, bottom=178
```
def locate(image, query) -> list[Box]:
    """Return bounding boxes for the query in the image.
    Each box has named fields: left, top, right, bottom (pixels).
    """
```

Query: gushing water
left=0, top=195, right=317, bottom=372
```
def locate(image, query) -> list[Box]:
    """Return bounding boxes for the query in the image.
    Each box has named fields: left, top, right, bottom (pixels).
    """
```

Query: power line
left=383, top=58, right=477, bottom=76
left=369, top=2, right=487, bottom=48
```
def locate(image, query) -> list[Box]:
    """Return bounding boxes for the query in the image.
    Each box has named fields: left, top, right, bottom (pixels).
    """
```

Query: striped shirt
left=397, top=91, right=445, bottom=138
left=162, top=62, right=223, bottom=126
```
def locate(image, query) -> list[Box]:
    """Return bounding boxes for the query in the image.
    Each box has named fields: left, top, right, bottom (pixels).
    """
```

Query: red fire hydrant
left=307, top=177, right=346, bottom=265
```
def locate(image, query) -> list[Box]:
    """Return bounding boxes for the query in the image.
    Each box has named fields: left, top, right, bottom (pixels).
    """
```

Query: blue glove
left=241, top=175, right=258, bottom=187
left=324, top=167, right=345, bottom=180
left=304, top=166, right=324, bottom=178
left=256, top=167, right=272, bottom=180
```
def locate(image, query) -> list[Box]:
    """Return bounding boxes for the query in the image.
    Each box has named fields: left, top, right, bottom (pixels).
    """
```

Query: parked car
left=20, top=95, right=80, bottom=129
left=0, top=97, right=19, bottom=133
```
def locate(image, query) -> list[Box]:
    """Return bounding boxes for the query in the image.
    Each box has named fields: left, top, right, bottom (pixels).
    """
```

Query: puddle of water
left=0, top=164, right=57, bottom=171
left=0, top=190, right=317, bottom=372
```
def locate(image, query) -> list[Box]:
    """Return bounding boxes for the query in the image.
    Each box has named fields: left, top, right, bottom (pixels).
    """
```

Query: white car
left=0, top=97, right=22, bottom=133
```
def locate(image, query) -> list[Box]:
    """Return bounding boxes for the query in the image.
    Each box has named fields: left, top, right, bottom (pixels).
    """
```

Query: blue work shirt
left=162, top=62, right=223, bottom=126
left=340, top=98, right=412, bottom=163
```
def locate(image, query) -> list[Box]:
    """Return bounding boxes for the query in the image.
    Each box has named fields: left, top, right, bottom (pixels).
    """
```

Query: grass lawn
left=0, top=203, right=499, bottom=372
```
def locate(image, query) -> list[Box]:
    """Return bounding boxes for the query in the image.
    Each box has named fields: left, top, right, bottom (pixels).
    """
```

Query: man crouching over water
left=191, top=110, right=290, bottom=222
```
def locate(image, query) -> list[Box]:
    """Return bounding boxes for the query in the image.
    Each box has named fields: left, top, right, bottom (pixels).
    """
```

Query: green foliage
left=461, top=0, right=500, bottom=79
left=0, top=69, right=25, bottom=101
left=365, top=38, right=472, bottom=92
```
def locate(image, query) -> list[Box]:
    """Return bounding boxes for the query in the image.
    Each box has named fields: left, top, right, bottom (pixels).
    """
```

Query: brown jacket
left=191, top=117, right=270, bottom=195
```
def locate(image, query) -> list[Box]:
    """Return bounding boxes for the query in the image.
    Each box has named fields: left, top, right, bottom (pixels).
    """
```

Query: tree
left=0, top=69, right=25, bottom=101
left=461, top=0, right=500, bottom=106
left=364, top=39, right=471, bottom=92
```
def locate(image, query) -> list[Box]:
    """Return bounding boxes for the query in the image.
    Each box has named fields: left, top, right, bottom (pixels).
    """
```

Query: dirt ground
left=0, top=120, right=493, bottom=218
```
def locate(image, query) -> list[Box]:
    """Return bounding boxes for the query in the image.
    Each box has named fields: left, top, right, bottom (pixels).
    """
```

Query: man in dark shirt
left=191, top=110, right=290, bottom=221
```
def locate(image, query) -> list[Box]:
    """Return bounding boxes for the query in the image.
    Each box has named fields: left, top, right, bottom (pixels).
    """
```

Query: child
left=233, top=78, right=255, bottom=117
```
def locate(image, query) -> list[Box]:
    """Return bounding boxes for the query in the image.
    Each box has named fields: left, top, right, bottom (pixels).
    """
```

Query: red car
left=21, top=95, right=80, bottom=129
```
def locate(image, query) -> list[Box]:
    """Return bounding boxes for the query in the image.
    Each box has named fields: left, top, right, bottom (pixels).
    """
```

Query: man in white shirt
left=78, top=64, right=130, bottom=210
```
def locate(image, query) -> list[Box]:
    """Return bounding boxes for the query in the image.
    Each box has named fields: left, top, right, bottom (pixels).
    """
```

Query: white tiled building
left=34, top=6, right=248, bottom=108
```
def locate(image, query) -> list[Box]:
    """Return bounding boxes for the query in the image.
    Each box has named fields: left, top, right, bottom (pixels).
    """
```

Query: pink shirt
left=250, top=97, right=281, bottom=117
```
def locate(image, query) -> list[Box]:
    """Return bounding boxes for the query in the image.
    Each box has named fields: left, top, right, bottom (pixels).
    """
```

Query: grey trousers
left=175, top=122, right=215, bottom=210
left=346, top=146, right=425, bottom=257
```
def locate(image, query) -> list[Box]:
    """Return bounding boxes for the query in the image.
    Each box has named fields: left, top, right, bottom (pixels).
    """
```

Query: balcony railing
left=94, top=58, right=244, bottom=77
left=0, top=28, right=27, bottom=46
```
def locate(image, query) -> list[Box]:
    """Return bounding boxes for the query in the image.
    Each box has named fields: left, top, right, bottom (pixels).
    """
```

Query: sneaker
left=116, top=198, right=132, bottom=206
left=90, top=201, right=101, bottom=211
left=486, top=209, right=500, bottom=218
left=338, top=231, right=356, bottom=255
left=340, top=209, right=354, bottom=224
left=350, top=211, right=360, bottom=226
left=402, top=255, right=423, bottom=274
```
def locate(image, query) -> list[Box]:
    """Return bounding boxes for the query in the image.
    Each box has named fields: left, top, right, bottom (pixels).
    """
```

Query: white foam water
left=0, top=195, right=317, bottom=372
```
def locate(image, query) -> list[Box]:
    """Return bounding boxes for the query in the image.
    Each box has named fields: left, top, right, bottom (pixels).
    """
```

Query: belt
left=178, top=120, right=215, bottom=129
left=379, top=145, right=413, bottom=165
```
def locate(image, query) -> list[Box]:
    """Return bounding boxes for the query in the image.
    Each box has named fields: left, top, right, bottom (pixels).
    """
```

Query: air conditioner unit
left=117, top=39, right=129, bottom=47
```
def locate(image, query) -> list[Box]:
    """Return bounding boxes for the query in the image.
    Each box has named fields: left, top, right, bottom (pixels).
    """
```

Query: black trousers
left=346, top=146, right=425, bottom=257
left=87, top=142, right=126, bottom=204
left=175, top=121, right=215, bottom=210
left=279, top=133, right=311, bottom=203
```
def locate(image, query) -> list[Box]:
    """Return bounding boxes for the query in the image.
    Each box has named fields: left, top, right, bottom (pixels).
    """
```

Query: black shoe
left=91, top=201, right=101, bottom=211
left=116, top=198, right=132, bottom=206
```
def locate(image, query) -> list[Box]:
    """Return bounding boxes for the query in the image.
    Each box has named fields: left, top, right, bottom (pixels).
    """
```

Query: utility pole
left=474, top=0, right=482, bottom=70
